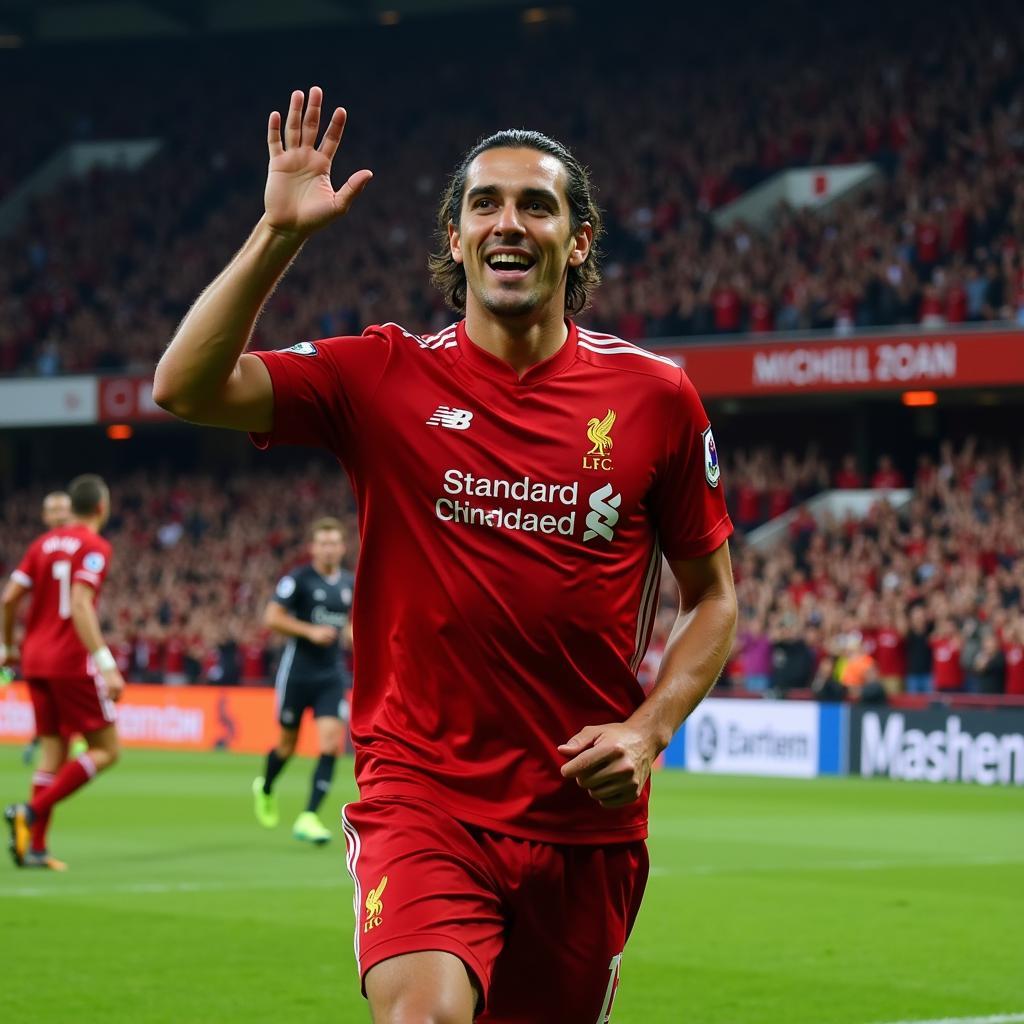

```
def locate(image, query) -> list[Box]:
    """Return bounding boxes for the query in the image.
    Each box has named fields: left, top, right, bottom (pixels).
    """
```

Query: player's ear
left=567, top=221, right=593, bottom=268
left=448, top=220, right=464, bottom=265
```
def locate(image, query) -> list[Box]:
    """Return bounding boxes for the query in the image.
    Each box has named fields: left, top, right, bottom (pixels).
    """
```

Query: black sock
left=263, top=749, right=288, bottom=794
left=306, top=754, right=336, bottom=813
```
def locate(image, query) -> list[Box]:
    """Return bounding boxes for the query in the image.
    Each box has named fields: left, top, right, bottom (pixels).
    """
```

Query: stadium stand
left=2, top=3, right=1024, bottom=373
left=3, top=439, right=1020, bottom=697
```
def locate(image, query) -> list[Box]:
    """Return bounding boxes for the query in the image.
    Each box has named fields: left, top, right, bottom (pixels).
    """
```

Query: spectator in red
left=871, top=455, right=905, bottom=489
left=712, top=275, right=744, bottom=333
left=734, top=477, right=764, bottom=531
left=1004, top=619, right=1024, bottom=696
left=915, top=212, right=942, bottom=277
left=834, top=454, right=864, bottom=489
left=748, top=291, right=774, bottom=333
left=945, top=272, right=968, bottom=323
left=874, top=606, right=907, bottom=694
left=930, top=618, right=964, bottom=692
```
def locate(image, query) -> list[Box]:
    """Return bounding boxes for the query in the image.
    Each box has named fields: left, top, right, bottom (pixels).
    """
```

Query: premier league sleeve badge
left=702, top=426, right=720, bottom=488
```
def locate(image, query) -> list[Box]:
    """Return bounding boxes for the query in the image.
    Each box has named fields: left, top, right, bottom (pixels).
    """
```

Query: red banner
left=0, top=682, right=335, bottom=755
left=663, top=329, right=1024, bottom=397
left=98, top=377, right=171, bottom=421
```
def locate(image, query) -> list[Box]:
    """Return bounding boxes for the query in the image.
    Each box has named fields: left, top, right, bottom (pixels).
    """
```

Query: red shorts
left=340, top=796, right=648, bottom=1024
left=27, top=676, right=117, bottom=738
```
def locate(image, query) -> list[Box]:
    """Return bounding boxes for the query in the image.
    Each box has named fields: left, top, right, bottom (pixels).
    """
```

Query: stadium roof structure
left=0, top=0, right=578, bottom=45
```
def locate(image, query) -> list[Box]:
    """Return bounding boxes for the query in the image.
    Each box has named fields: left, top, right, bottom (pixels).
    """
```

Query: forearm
left=626, top=592, right=738, bottom=754
left=1, top=584, right=24, bottom=649
left=153, top=216, right=303, bottom=417
left=71, top=600, right=107, bottom=655
left=266, top=608, right=315, bottom=642
left=1, top=602, right=16, bottom=649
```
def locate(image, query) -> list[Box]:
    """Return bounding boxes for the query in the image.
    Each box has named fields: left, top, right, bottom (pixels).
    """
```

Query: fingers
left=558, top=724, right=603, bottom=756
left=333, top=169, right=374, bottom=214
left=267, top=111, right=283, bottom=158
left=284, top=89, right=304, bottom=149
left=318, top=107, right=348, bottom=160
left=560, top=743, right=615, bottom=780
left=301, top=85, right=323, bottom=148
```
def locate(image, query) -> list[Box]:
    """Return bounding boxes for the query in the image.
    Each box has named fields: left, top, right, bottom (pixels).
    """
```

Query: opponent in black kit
left=252, top=517, right=353, bottom=844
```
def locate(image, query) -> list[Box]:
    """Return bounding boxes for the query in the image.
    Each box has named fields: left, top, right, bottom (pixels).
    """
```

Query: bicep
left=668, top=542, right=735, bottom=612
left=188, top=354, right=274, bottom=432
left=2, top=579, right=27, bottom=607
left=70, top=581, right=97, bottom=611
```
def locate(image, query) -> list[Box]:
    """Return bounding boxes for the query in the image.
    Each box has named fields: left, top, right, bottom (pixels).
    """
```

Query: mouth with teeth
left=485, top=251, right=536, bottom=279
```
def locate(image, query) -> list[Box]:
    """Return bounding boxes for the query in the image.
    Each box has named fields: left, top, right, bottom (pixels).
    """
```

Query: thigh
left=50, top=676, right=116, bottom=737
left=481, top=841, right=649, bottom=1024
left=340, top=798, right=505, bottom=1011
left=311, top=675, right=345, bottom=725
left=277, top=675, right=313, bottom=728
left=27, top=678, right=60, bottom=738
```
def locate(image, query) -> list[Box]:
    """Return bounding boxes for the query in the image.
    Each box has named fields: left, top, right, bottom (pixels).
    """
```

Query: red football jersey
left=12, top=524, right=113, bottom=679
left=252, top=320, right=732, bottom=843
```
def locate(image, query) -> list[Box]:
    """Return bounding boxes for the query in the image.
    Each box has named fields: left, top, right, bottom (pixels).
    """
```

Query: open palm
left=265, top=86, right=373, bottom=237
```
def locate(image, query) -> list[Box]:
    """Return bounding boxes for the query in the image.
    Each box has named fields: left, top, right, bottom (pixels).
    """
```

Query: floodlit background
left=1, top=1, right=1022, bottom=1021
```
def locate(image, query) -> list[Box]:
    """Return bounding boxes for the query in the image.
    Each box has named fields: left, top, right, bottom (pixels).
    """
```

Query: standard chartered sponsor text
left=437, top=469, right=578, bottom=536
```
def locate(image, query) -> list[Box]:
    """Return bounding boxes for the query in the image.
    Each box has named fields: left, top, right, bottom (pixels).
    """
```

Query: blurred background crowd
left=3, top=2, right=1024, bottom=375
left=2, top=439, right=1021, bottom=696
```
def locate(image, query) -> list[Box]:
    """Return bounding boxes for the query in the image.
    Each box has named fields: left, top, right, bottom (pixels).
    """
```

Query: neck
left=463, top=298, right=568, bottom=376
left=72, top=515, right=102, bottom=534
left=314, top=562, right=339, bottom=577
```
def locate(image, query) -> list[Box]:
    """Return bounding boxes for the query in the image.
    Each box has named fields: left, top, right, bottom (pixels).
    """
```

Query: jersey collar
left=454, top=319, right=579, bottom=386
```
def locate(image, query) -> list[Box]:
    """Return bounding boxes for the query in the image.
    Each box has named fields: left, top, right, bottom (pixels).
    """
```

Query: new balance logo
left=583, top=483, right=621, bottom=543
left=426, top=406, right=474, bottom=430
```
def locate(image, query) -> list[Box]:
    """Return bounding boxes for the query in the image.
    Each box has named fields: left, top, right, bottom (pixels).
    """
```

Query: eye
left=473, top=198, right=494, bottom=210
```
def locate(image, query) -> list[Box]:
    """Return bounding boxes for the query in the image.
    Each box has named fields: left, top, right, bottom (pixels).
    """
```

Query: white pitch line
left=2, top=876, right=349, bottom=899
left=869, top=1015, right=1024, bottom=1024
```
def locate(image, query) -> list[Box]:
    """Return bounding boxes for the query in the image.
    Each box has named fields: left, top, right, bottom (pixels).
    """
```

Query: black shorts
left=275, top=670, right=347, bottom=728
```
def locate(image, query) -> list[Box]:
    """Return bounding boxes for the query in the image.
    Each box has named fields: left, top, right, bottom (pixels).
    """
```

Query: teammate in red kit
left=153, top=88, right=737, bottom=1023
left=2, top=475, right=125, bottom=870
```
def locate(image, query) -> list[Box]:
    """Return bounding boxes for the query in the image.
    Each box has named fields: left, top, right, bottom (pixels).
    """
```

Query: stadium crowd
left=2, top=3, right=1024, bottom=375
left=2, top=440, right=1021, bottom=697
left=0, top=460, right=357, bottom=687
left=715, top=438, right=1023, bottom=697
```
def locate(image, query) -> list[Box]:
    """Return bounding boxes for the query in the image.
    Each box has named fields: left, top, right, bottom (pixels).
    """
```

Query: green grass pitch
left=1, top=748, right=1021, bottom=1024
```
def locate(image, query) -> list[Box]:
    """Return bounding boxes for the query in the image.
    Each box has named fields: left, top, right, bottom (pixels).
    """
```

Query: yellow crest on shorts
left=364, top=874, right=388, bottom=931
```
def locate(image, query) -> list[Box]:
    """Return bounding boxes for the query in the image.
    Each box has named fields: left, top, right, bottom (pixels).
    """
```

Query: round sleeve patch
left=281, top=342, right=318, bottom=356
left=83, top=552, right=106, bottom=573
left=702, top=426, right=721, bottom=488
left=276, top=576, right=297, bottom=599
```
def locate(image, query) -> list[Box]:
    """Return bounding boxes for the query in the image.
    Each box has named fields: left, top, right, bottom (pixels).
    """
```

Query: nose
left=493, top=200, right=525, bottom=236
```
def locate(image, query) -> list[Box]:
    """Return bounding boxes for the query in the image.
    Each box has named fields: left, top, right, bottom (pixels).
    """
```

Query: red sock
left=29, top=754, right=97, bottom=818
left=30, top=770, right=56, bottom=853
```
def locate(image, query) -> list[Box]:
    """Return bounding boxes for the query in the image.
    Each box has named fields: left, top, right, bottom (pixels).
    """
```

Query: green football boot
left=292, top=811, right=331, bottom=846
left=251, top=777, right=279, bottom=829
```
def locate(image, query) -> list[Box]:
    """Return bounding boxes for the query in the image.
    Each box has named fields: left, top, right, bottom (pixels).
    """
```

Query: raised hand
left=265, top=86, right=373, bottom=238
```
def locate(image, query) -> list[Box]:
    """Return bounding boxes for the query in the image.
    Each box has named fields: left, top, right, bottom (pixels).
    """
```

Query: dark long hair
left=428, top=129, right=603, bottom=315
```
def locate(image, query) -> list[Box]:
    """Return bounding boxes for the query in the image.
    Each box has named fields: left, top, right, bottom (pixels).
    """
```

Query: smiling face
left=449, top=147, right=592, bottom=323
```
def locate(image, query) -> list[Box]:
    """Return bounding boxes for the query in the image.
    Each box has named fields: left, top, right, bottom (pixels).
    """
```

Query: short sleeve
left=249, top=328, right=393, bottom=456
left=652, top=375, right=733, bottom=561
left=73, top=539, right=111, bottom=590
left=272, top=574, right=299, bottom=611
left=12, top=542, right=37, bottom=588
